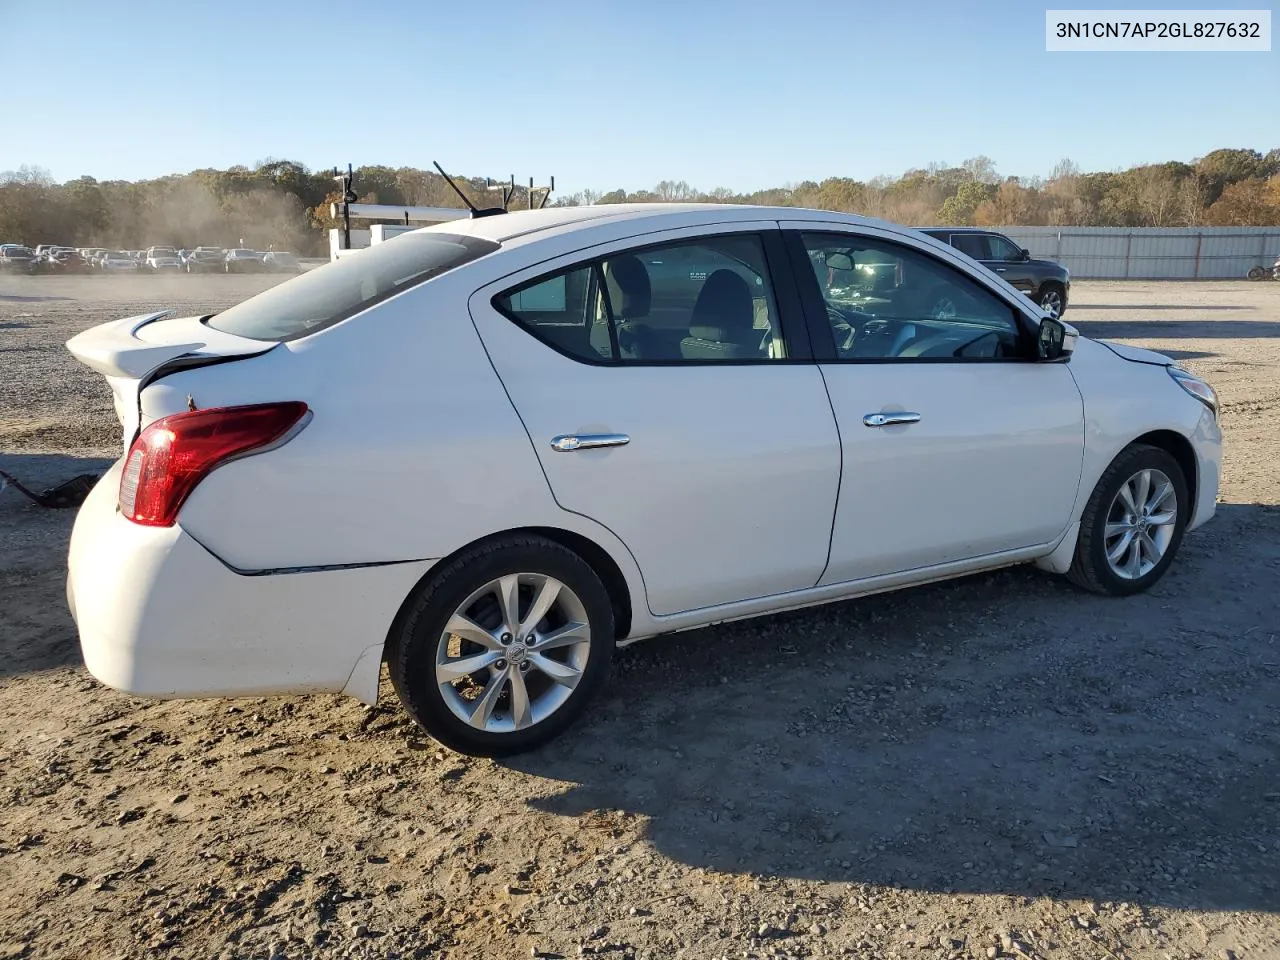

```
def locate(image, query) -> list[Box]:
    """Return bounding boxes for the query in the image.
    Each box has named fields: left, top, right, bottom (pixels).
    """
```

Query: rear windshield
left=206, top=232, right=499, bottom=342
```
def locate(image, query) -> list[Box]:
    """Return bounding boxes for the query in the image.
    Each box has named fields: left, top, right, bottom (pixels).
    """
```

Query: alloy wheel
left=1103, top=468, right=1178, bottom=580
left=435, top=573, right=591, bottom=733
left=1040, top=288, right=1063, bottom=318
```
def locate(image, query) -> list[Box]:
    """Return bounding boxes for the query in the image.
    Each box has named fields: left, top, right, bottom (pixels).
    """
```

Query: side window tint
left=800, top=232, right=1024, bottom=362
left=986, top=234, right=1021, bottom=261
left=949, top=233, right=989, bottom=260
left=495, top=234, right=786, bottom=363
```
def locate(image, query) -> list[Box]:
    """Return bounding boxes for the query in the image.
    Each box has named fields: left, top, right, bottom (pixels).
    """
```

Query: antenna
left=433, top=161, right=478, bottom=213
left=433, top=161, right=506, bottom=218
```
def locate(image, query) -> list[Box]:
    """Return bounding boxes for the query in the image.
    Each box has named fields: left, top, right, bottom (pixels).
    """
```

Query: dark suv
left=920, top=228, right=1070, bottom=318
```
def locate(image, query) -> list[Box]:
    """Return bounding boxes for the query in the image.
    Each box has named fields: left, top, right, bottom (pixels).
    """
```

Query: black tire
left=1247, top=265, right=1266, bottom=281
left=387, top=535, right=615, bottom=757
left=1037, top=282, right=1066, bottom=318
left=1067, top=443, right=1189, bottom=596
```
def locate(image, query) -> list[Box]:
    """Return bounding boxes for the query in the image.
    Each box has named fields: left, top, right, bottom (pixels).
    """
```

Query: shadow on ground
left=508, top=503, right=1280, bottom=914
left=1071, top=304, right=1254, bottom=312
left=0, top=452, right=112, bottom=678
left=1072, top=320, right=1280, bottom=340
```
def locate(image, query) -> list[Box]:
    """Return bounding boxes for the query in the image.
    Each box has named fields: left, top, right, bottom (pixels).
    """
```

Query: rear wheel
left=1067, top=444, right=1189, bottom=596
left=388, top=535, right=614, bottom=756
left=1247, top=265, right=1267, bottom=281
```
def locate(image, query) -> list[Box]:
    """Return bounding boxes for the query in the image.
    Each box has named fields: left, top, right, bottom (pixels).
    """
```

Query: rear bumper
left=67, top=463, right=432, bottom=704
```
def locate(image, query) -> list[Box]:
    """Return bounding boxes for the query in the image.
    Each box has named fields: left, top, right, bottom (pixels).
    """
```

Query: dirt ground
left=1, top=276, right=1278, bottom=960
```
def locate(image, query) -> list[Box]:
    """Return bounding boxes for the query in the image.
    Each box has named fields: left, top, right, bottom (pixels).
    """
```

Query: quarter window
left=800, top=232, right=1025, bottom=361
left=495, top=234, right=786, bottom=363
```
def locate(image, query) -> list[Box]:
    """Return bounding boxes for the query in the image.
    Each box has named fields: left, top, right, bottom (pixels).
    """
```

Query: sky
left=1, top=0, right=1275, bottom=194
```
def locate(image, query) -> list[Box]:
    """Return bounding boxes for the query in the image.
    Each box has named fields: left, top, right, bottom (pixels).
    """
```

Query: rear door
left=468, top=224, right=841, bottom=617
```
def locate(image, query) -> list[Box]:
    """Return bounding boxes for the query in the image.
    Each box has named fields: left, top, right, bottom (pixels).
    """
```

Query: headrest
left=604, top=255, right=651, bottom=320
left=688, top=269, right=755, bottom=342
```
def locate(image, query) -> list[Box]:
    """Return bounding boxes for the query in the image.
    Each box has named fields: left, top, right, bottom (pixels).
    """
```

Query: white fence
left=998, top=226, right=1280, bottom=280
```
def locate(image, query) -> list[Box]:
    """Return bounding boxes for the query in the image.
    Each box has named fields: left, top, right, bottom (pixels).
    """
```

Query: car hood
left=1096, top=340, right=1174, bottom=366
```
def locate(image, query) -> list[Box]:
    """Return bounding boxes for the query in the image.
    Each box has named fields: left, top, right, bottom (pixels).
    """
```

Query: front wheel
left=1037, top=283, right=1066, bottom=318
left=388, top=535, right=615, bottom=756
left=1067, top=444, right=1189, bottom=596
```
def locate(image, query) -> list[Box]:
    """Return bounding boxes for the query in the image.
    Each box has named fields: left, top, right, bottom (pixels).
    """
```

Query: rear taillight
left=119, top=402, right=309, bottom=527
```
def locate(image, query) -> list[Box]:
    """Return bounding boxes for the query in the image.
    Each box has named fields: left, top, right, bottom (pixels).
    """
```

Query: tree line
left=2, top=148, right=1277, bottom=256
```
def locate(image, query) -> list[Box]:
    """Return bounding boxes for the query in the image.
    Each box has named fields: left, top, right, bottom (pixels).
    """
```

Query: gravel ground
left=1, top=276, right=1278, bottom=960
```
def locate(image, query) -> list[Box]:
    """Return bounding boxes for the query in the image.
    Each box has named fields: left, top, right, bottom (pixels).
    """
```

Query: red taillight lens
left=119, top=402, right=309, bottom=527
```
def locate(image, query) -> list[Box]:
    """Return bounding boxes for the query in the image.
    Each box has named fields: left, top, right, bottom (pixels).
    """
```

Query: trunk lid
left=67, top=311, right=277, bottom=452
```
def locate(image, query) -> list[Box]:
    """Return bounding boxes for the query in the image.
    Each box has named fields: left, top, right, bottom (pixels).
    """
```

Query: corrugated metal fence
left=997, top=226, right=1280, bottom=280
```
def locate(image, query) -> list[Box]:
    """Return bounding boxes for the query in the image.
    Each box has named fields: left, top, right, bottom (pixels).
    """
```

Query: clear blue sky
left=1, top=0, right=1275, bottom=193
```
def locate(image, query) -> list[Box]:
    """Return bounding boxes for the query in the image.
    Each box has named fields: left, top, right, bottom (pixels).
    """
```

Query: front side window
left=207, top=232, right=499, bottom=342
left=495, top=233, right=785, bottom=363
left=985, top=234, right=1023, bottom=261
left=800, top=232, right=1025, bottom=361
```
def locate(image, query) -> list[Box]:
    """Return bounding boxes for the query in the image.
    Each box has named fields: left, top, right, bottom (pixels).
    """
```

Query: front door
left=787, top=226, right=1085, bottom=584
left=980, top=232, right=1035, bottom=293
left=469, top=226, right=841, bottom=616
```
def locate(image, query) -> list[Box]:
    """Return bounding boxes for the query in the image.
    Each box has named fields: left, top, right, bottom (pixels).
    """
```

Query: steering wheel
left=826, top=305, right=857, bottom=353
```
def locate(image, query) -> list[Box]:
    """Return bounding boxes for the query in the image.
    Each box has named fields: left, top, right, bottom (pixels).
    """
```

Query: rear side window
left=206, top=233, right=499, bottom=342
left=948, top=233, right=990, bottom=260
left=494, top=233, right=786, bottom=364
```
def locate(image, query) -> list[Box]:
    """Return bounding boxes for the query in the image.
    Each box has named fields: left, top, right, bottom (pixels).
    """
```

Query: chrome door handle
left=863, top=412, right=921, bottom=428
left=995, top=267, right=1007, bottom=272
left=550, top=433, right=630, bottom=452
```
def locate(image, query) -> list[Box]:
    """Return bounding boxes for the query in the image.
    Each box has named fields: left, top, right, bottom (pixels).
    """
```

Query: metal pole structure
left=343, top=163, right=353, bottom=252
left=1124, top=232, right=1132, bottom=279
left=1193, top=233, right=1202, bottom=279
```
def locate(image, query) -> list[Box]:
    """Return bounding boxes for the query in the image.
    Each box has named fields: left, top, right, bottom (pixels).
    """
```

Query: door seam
left=813, top=363, right=843, bottom=587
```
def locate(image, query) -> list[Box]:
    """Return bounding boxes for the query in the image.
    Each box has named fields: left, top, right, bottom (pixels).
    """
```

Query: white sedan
left=65, top=204, right=1222, bottom=756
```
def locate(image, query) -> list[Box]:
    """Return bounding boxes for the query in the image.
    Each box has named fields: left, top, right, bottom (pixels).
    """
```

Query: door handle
left=862, top=412, right=921, bottom=428
left=995, top=267, right=1008, bottom=272
left=550, top=433, right=630, bottom=452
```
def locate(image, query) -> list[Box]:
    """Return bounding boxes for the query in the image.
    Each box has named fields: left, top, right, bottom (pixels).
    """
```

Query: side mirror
left=1019, top=247, right=1031, bottom=261
left=1037, top=316, right=1078, bottom=361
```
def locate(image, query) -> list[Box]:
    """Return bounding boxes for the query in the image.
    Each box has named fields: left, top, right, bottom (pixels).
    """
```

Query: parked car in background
left=42, top=249, right=90, bottom=273
left=262, top=251, right=301, bottom=273
left=145, top=251, right=184, bottom=273
left=919, top=228, right=1070, bottom=318
left=80, top=248, right=109, bottom=270
left=185, top=248, right=225, bottom=274
left=64, top=205, right=1220, bottom=757
left=223, top=248, right=263, bottom=273
left=99, top=251, right=140, bottom=273
left=0, top=244, right=38, bottom=274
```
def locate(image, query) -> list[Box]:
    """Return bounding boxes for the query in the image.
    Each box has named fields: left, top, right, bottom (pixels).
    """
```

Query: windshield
left=207, top=232, right=499, bottom=342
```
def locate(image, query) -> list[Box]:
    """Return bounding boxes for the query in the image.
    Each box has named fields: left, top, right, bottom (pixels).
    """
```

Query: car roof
left=917, top=226, right=1006, bottom=234
left=412, top=203, right=906, bottom=244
